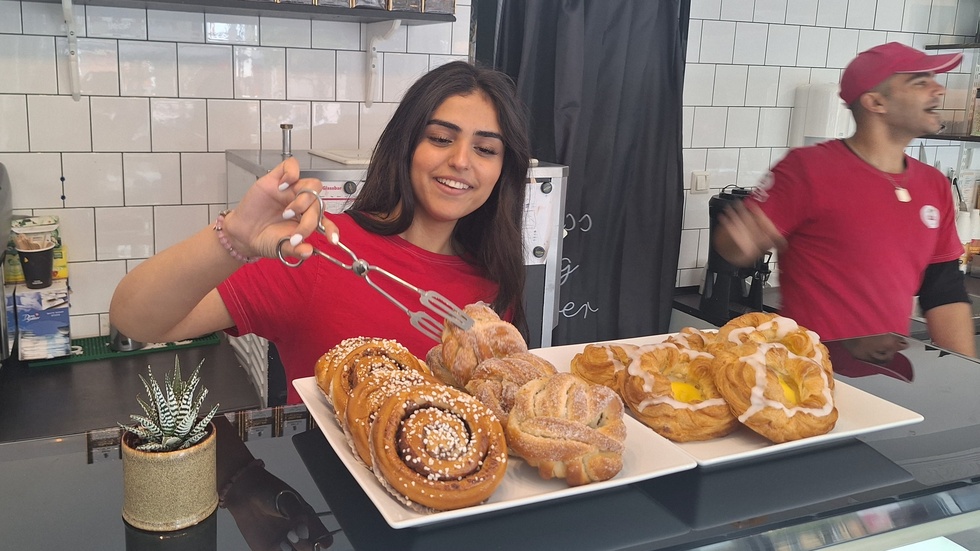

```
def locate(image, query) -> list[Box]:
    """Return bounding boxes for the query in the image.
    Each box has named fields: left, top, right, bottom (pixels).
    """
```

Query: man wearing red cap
left=714, top=42, right=975, bottom=356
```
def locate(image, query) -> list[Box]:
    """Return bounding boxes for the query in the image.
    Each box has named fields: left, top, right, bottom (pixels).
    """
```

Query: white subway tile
left=287, top=49, right=337, bottom=101
left=903, top=0, right=932, bottom=33
left=845, top=0, right=877, bottom=29
left=755, top=0, right=787, bottom=23
left=86, top=6, right=147, bottom=40
left=28, top=95, right=91, bottom=152
left=737, top=148, right=774, bottom=186
left=874, top=0, right=907, bottom=31
left=154, top=204, right=209, bottom=252
left=381, top=52, right=429, bottom=103
left=691, top=107, right=729, bottom=148
left=775, top=67, right=812, bottom=106
left=682, top=106, right=695, bottom=148
left=676, top=268, right=704, bottom=289
left=408, top=18, right=452, bottom=54
left=0, top=35, right=58, bottom=94
left=0, top=1, right=21, bottom=33
left=65, top=260, right=127, bottom=314
left=22, top=2, right=85, bottom=36
left=785, top=0, right=817, bottom=25
left=311, top=20, right=361, bottom=51
left=260, top=16, right=311, bottom=48
left=150, top=98, right=208, bottom=152
left=929, top=0, right=958, bottom=34
left=428, top=54, right=468, bottom=70
left=311, top=102, right=361, bottom=150
left=815, top=0, right=848, bottom=27
left=684, top=64, right=716, bottom=106
left=207, top=99, right=261, bottom=151
left=91, top=97, right=151, bottom=152
left=119, top=41, right=178, bottom=97
left=796, top=26, right=830, bottom=67
left=700, top=20, right=736, bottom=64
left=95, top=207, right=154, bottom=260
left=712, top=65, right=748, bottom=106
left=57, top=37, right=119, bottom=97
left=856, top=30, right=890, bottom=52
left=261, top=101, right=312, bottom=151
left=123, top=153, right=181, bottom=206
left=691, top=0, right=722, bottom=19
left=34, top=207, right=97, bottom=262
left=757, top=107, right=792, bottom=146
left=745, top=65, right=781, bottom=106
left=71, top=315, right=101, bottom=339
left=945, top=72, right=970, bottom=111
left=765, top=25, right=800, bottom=66
left=682, top=188, right=710, bottom=228
left=0, top=153, right=64, bottom=209
left=450, top=5, right=470, bottom=56
left=0, top=95, right=28, bottom=151
left=809, top=67, right=841, bottom=84
left=359, top=101, right=397, bottom=150
left=180, top=153, right=227, bottom=204
left=683, top=149, right=709, bottom=188
left=62, top=152, right=124, bottom=208
left=884, top=31, right=916, bottom=45
left=954, top=0, right=980, bottom=36
left=678, top=229, right=700, bottom=269
left=206, top=13, right=259, bottom=45
left=733, top=22, right=769, bottom=65
left=178, top=44, right=234, bottom=98
left=337, top=50, right=372, bottom=102
left=826, top=27, right=860, bottom=68
left=148, top=9, right=205, bottom=42
left=367, top=21, right=407, bottom=53
left=687, top=20, right=703, bottom=62
left=725, top=107, right=760, bottom=147
left=234, top=46, right=286, bottom=99
left=720, top=0, right=755, bottom=21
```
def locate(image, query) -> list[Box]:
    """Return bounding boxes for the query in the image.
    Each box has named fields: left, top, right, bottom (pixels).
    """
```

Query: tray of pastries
left=556, top=312, right=924, bottom=467
left=294, top=304, right=697, bottom=529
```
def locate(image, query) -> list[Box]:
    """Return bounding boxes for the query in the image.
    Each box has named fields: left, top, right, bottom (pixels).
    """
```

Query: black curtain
left=493, top=0, right=688, bottom=345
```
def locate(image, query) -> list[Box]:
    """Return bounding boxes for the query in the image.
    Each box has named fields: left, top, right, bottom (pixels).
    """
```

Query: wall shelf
left=922, top=134, right=980, bottom=143
left=36, top=0, right=455, bottom=24
left=925, top=43, right=980, bottom=50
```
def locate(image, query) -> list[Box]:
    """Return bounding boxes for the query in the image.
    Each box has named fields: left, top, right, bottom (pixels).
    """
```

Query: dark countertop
left=3, top=334, right=980, bottom=549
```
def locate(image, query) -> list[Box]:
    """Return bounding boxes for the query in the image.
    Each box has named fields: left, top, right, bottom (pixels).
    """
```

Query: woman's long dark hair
left=349, top=61, right=531, bottom=338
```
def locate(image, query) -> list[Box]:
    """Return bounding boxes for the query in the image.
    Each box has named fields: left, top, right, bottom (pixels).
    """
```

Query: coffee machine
left=699, top=186, right=771, bottom=327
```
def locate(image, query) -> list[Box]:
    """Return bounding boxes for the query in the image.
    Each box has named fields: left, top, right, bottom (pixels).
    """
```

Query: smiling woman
left=109, top=61, right=533, bottom=405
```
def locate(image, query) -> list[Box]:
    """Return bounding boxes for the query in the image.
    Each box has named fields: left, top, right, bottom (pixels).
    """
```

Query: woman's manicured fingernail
left=282, top=208, right=296, bottom=220
left=290, top=233, right=303, bottom=247
left=278, top=182, right=289, bottom=191
left=329, top=231, right=339, bottom=245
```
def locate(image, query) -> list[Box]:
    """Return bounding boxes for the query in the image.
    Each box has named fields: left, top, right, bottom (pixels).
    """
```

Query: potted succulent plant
left=119, top=356, right=220, bottom=532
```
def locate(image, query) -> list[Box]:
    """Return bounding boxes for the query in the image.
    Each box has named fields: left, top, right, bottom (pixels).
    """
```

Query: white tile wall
left=0, top=0, right=470, bottom=337
left=678, top=0, right=980, bottom=289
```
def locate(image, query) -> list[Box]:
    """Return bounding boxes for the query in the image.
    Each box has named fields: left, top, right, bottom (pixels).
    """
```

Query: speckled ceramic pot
left=121, top=422, right=218, bottom=532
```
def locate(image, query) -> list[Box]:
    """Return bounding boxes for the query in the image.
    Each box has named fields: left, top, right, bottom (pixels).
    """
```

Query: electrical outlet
left=691, top=171, right=710, bottom=193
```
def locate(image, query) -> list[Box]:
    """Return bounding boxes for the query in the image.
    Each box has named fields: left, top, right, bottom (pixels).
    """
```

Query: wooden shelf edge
left=925, top=43, right=980, bottom=50
left=921, top=134, right=980, bottom=143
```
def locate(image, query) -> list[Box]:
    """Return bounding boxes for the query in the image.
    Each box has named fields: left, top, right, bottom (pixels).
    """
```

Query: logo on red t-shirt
left=751, top=172, right=774, bottom=202
left=920, top=205, right=940, bottom=229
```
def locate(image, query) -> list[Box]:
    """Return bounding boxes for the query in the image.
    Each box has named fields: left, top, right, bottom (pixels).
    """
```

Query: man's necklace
left=844, top=140, right=911, bottom=203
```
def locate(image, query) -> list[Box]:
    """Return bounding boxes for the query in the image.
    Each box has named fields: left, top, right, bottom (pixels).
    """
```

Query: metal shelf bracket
left=364, top=19, right=401, bottom=108
left=61, top=0, right=81, bottom=101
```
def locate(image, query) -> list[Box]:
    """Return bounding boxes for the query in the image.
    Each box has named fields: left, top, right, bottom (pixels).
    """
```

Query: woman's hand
left=221, top=157, right=339, bottom=261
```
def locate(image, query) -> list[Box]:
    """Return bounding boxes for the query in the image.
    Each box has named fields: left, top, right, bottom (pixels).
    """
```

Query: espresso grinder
left=699, top=187, right=771, bottom=326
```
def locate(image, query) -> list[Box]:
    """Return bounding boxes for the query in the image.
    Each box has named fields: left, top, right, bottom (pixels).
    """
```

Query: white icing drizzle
left=736, top=342, right=834, bottom=423
left=625, top=343, right=718, bottom=411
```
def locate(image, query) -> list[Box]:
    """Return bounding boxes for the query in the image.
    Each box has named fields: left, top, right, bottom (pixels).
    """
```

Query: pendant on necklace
left=895, top=187, right=911, bottom=203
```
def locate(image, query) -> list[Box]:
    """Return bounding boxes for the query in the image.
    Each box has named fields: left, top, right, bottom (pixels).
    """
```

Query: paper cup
left=17, top=244, right=55, bottom=289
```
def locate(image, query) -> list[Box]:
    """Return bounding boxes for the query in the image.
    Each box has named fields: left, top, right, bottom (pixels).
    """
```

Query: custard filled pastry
left=329, top=338, right=429, bottom=424
left=664, top=326, right=719, bottom=352
left=344, top=369, right=436, bottom=469
left=716, top=312, right=833, bottom=382
left=436, top=302, right=528, bottom=388
left=506, top=373, right=626, bottom=486
left=464, top=352, right=558, bottom=428
left=713, top=341, right=838, bottom=443
left=370, top=383, right=509, bottom=511
left=569, top=342, right=639, bottom=391
left=619, top=342, right=738, bottom=442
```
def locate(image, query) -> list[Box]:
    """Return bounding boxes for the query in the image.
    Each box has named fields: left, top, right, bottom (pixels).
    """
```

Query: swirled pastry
left=344, top=369, right=436, bottom=469
left=314, top=336, right=373, bottom=404
left=713, top=341, right=838, bottom=443
left=330, top=338, right=430, bottom=425
left=569, top=343, right=639, bottom=391
left=464, top=352, right=558, bottom=428
left=664, top=326, right=719, bottom=352
left=369, top=384, right=509, bottom=511
left=717, top=313, right=833, bottom=383
left=437, top=302, right=528, bottom=388
left=619, top=343, right=738, bottom=442
left=506, top=373, right=626, bottom=486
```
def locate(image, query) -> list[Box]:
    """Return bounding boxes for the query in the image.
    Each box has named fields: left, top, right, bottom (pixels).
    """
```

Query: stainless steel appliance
left=225, top=150, right=567, bottom=403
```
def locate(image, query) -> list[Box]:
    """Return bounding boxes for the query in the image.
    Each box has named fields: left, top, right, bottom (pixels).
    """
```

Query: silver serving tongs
left=275, top=190, right=474, bottom=342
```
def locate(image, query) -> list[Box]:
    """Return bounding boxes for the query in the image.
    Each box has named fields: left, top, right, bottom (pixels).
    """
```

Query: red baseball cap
left=839, top=42, right=962, bottom=105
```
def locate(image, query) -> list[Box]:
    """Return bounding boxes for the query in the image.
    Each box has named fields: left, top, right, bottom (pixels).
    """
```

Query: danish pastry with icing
left=619, top=342, right=738, bottom=442
left=717, top=313, right=833, bottom=384
left=369, top=383, right=509, bottom=511
left=569, top=343, right=639, bottom=391
left=506, top=373, right=626, bottom=486
left=713, top=341, right=838, bottom=443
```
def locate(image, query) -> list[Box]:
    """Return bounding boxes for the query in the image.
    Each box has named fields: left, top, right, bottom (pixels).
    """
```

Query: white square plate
left=531, top=335, right=925, bottom=467
left=293, top=376, right=697, bottom=529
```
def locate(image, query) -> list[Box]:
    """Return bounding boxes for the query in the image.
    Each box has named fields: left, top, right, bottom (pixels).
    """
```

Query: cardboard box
left=4, top=284, right=14, bottom=358
left=388, top=0, right=421, bottom=11
left=422, top=0, right=454, bottom=13
left=15, top=279, right=71, bottom=361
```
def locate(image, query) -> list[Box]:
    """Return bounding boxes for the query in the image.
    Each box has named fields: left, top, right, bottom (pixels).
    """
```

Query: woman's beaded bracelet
left=213, top=210, right=259, bottom=264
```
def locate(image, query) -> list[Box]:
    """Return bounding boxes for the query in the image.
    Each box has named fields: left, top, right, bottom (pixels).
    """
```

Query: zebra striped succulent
left=120, top=356, right=219, bottom=452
